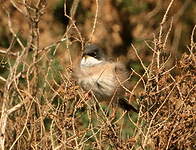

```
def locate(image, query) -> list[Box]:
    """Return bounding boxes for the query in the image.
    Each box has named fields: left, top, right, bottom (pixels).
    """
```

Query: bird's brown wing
left=114, top=63, right=139, bottom=112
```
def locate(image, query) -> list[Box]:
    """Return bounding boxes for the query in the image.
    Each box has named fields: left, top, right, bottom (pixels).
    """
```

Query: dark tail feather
left=118, top=98, right=139, bottom=113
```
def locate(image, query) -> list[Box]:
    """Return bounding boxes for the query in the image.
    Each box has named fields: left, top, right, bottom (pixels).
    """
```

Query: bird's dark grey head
left=83, top=44, right=106, bottom=60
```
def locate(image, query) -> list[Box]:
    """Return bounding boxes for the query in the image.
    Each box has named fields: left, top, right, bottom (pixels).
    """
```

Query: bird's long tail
left=118, top=98, right=139, bottom=113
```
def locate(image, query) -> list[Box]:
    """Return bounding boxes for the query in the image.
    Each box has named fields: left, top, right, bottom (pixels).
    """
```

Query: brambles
left=140, top=52, right=195, bottom=149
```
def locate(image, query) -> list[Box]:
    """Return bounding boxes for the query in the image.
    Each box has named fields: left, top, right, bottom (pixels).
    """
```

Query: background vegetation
left=0, top=0, right=195, bottom=150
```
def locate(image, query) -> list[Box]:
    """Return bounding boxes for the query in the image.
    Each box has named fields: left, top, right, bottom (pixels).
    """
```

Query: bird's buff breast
left=78, top=63, right=117, bottom=99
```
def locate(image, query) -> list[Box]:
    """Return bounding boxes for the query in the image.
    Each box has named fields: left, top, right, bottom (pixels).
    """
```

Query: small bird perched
left=73, top=44, right=138, bottom=112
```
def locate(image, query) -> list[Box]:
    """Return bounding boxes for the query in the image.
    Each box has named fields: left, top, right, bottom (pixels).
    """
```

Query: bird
left=73, top=44, right=138, bottom=113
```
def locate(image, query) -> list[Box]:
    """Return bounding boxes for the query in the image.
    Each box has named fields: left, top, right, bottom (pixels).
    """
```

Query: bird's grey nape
left=84, top=44, right=100, bottom=53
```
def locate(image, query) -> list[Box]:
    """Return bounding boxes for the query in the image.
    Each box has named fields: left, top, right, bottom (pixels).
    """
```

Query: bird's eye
left=89, top=52, right=97, bottom=58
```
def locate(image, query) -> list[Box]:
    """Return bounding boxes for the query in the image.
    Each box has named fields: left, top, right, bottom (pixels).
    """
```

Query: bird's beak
left=82, top=52, right=87, bottom=57
left=82, top=55, right=87, bottom=60
left=82, top=55, right=91, bottom=62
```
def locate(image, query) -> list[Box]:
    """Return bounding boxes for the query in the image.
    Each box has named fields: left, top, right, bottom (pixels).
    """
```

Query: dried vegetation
left=0, top=0, right=195, bottom=150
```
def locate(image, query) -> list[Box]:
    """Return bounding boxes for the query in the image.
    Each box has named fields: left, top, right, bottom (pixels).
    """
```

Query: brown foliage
left=0, top=0, right=195, bottom=150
